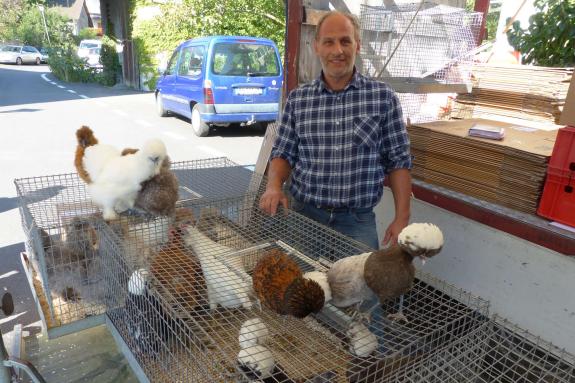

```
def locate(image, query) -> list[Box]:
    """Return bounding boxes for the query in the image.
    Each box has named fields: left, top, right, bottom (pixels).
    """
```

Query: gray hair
left=314, top=11, right=361, bottom=43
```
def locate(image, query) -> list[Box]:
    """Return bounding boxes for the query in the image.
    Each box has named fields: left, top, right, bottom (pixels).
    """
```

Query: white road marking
left=67, top=89, right=77, bottom=94
left=163, top=131, right=186, bottom=141
left=113, top=109, right=129, bottom=117
left=197, top=145, right=227, bottom=157
left=0, top=270, right=19, bottom=280
left=41, top=74, right=50, bottom=82
left=79, top=95, right=89, bottom=99
left=49, top=82, right=56, bottom=85
left=57, top=85, right=65, bottom=89
left=135, top=119, right=153, bottom=128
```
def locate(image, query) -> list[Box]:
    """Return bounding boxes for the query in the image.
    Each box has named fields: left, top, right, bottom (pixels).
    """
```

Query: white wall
left=375, top=189, right=575, bottom=354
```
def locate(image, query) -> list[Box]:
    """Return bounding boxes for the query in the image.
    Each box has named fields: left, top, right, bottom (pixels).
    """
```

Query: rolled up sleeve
left=381, top=92, right=412, bottom=173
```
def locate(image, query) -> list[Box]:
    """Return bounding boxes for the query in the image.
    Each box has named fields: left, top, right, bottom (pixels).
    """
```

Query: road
left=0, top=64, right=266, bottom=337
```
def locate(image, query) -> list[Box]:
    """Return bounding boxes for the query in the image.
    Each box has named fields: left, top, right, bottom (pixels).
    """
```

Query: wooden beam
left=286, top=0, right=303, bottom=94
left=474, top=0, right=490, bottom=44
left=383, top=77, right=472, bottom=94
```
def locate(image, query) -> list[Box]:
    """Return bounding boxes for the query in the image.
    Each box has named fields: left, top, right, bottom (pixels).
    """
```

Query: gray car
left=0, top=45, right=42, bottom=65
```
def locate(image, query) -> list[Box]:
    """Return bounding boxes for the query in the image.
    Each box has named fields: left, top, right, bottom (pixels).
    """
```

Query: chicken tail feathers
left=75, top=126, right=99, bottom=184
left=284, top=278, right=325, bottom=318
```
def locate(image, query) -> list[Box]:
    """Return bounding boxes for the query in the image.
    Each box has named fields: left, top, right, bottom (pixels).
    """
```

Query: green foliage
left=48, top=45, right=97, bottom=83
left=507, top=0, right=575, bottom=67
left=97, top=35, right=121, bottom=86
left=130, top=0, right=285, bottom=89
left=466, top=0, right=500, bottom=42
left=78, top=27, right=98, bottom=41
left=0, top=3, right=70, bottom=48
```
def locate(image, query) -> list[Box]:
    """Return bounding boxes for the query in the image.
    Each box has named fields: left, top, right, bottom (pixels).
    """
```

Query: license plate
left=235, top=87, right=263, bottom=96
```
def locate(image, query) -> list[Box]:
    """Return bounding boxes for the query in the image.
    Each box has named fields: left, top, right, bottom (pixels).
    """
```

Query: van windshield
left=212, top=42, right=279, bottom=77
left=80, top=42, right=100, bottom=49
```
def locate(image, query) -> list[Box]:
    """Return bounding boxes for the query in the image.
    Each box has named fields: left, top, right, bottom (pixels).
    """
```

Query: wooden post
left=474, top=0, right=491, bottom=44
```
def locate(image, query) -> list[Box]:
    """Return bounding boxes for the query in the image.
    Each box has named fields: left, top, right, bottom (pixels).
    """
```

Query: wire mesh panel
left=390, top=315, right=575, bottom=382
left=359, top=2, right=483, bottom=123
left=99, top=194, right=490, bottom=382
left=14, top=158, right=260, bottom=329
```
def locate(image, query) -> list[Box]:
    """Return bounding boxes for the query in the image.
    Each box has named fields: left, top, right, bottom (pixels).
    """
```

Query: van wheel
left=191, top=104, right=209, bottom=137
left=156, top=93, right=168, bottom=117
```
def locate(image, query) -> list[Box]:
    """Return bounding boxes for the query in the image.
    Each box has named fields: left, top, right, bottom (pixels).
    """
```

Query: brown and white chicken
left=327, top=223, right=444, bottom=322
left=252, top=249, right=326, bottom=318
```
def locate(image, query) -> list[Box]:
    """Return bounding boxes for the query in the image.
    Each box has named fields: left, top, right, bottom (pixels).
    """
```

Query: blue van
left=155, top=36, right=283, bottom=137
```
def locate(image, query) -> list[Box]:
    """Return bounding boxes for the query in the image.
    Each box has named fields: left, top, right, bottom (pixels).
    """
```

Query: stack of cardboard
left=450, top=65, right=572, bottom=124
left=409, top=119, right=557, bottom=214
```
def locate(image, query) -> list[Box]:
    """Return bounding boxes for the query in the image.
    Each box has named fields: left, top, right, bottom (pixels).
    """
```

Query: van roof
left=178, top=35, right=276, bottom=48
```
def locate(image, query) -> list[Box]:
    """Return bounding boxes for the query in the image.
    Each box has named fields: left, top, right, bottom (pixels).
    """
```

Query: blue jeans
left=291, top=200, right=379, bottom=250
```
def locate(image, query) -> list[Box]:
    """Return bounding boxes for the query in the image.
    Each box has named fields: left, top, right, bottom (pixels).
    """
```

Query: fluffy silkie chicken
left=252, top=249, right=327, bottom=318
left=75, top=126, right=167, bottom=220
left=150, top=224, right=208, bottom=310
left=121, top=148, right=179, bottom=217
left=327, top=223, right=444, bottom=321
left=182, top=214, right=252, bottom=310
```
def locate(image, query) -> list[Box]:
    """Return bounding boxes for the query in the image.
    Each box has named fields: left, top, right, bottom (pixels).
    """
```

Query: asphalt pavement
left=0, top=63, right=265, bottom=341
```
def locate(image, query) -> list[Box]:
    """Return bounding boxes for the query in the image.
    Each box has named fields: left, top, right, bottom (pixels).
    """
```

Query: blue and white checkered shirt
left=271, top=70, right=412, bottom=209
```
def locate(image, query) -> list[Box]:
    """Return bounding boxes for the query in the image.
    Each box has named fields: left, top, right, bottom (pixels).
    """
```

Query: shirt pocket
left=353, top=116, right=381, bottom=148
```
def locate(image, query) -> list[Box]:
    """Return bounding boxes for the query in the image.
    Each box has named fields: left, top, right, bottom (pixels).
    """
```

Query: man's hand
left=259, top=188, right=289, bottom=216
left=382, top=216, right=409, bottom=246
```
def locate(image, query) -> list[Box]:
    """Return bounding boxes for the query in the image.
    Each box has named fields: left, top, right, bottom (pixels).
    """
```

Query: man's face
left=314, top=14, right=360, bottom=84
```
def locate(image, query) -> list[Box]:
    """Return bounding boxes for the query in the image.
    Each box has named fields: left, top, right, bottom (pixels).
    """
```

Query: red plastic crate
left=537, top=126, right=575, bottom=226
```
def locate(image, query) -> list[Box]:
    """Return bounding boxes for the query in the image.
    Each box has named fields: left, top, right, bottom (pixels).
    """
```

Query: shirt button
left=336, top=121, right=340, bottom=125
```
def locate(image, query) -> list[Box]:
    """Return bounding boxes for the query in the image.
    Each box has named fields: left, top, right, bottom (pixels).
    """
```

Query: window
left=23, top=46, right=37, bottom=53
left=165, top=49, right=179, bottom=75
left=212, top=43, right=279, bottom=77
left=177, top=46, right=205, bottom=77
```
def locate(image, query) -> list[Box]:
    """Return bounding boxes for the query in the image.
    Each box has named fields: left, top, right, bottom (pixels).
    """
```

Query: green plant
left=78, top=27, right=98, bottom=41
left=507, top=0, right=575, bottom=67
left=48, top=44, right=97, bottom=83
left=97, top=35, right=121, bottom=86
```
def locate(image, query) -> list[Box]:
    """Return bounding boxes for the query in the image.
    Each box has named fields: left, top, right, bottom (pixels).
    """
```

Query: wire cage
left=98, top=193, right=490, bottom=382
left=359, top=2, right=483, bottom=123
left=14, top=157, right=263, bottom=330
left=392, top=315, right=575, bottom=382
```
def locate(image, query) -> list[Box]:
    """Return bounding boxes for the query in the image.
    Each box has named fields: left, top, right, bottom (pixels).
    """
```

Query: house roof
left=51, top=0, right=93, bottom=26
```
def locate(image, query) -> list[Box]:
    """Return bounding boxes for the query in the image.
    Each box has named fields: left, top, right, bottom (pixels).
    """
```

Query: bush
left=48, top=45, right=97, bottom=83
left=78, top=28, right=98, bottom=41
left=507, top=0, right=575, bottom=67
left=97, top=35, right=121, bottom=86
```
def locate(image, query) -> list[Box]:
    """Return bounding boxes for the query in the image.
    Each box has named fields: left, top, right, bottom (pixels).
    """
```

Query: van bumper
left=199, top=104, right=278, bottom=124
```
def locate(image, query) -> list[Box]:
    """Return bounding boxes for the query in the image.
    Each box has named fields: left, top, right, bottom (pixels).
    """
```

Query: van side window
left=178, top=46, right=204, bottom=77
left=165, top=49, right=179, bottom=75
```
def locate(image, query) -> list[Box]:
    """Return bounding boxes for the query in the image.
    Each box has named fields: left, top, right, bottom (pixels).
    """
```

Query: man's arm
left=383, top=168, right=412, bottom=245
left=259, top=157, right=292, bottom=216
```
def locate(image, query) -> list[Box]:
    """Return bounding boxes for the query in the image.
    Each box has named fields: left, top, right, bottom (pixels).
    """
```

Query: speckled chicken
left=252, top=249, right=326, bottom=318
left=150, top=224, right=207, bottom=310
left=327, top=223, right=444, bottom=320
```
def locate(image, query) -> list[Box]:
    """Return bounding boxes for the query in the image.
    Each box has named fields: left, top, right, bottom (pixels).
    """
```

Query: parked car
left=0, top=45, right=42, bottom=65
left=84, top=47, right=102, bottom=69
left=77, top=39, right=102, bottom=60
left=155, top=36, right=283, bottom=137
left=38, top=47, right=50, bottom=63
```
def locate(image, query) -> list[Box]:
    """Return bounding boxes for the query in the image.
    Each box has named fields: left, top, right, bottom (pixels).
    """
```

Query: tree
left=506, top=0, right=575, bottom=67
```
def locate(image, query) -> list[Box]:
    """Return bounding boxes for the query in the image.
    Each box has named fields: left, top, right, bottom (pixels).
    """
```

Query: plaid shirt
left=271, top=70, right=412, bottom=209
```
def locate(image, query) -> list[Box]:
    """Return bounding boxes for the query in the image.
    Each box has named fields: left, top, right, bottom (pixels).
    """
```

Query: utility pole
left=38, top=5, right=51, bottom=46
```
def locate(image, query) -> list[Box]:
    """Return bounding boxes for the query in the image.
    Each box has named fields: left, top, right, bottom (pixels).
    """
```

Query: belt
left=312, top=204, right=372, bottom=213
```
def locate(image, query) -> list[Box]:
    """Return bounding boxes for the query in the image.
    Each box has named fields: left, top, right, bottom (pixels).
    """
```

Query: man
left=259, top=11, right=412, bottom=248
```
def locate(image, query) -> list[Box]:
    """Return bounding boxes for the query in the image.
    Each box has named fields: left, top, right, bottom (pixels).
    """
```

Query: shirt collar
left=314, top=68, right=364, bottom=93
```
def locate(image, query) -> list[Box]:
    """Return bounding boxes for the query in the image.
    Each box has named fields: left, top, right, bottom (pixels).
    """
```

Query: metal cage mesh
left=359, top=2, right=483, bottom=123
left=14, top=158, right=264, bottom=328
left=99, top=194, right=491, bottom=382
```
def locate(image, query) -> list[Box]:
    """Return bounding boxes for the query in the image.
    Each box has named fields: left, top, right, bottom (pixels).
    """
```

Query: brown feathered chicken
left=75, top=125, right=99, bottom=184
left=327, top=223, right=444, bottom=321
left=150, top=224, right=207, bottom=310
left=252, top=249, right=326, bottom=318
left=120, top=148, right=179, bottom=217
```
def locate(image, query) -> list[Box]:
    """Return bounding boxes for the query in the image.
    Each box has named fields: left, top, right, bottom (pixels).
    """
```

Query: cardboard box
left=560, top=74, right=575, bottom=126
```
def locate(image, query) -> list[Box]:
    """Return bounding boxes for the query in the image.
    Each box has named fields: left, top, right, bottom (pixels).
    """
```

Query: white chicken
left=182, top=223, right=252, bottom=310
left=85, top=139, right=167, bottom=220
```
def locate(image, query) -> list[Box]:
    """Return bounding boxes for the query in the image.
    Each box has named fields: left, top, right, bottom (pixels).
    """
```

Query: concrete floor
left=23, top=324, right=138, bottom=383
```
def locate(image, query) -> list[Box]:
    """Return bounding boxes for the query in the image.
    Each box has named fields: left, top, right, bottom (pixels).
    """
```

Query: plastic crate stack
left=98, top=194, right=491, bottom=382
left=537, top=126, right=575, bottom=227
left=13, top=157, right=262, bottom=333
